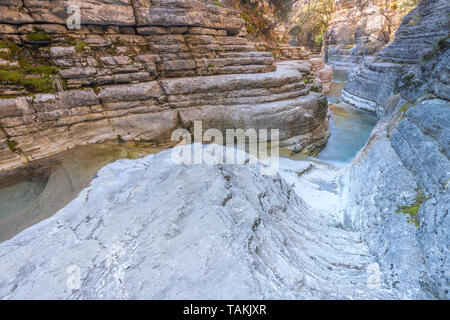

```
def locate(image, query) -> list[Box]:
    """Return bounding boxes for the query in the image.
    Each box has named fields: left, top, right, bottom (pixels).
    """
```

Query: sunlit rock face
left=324, top=0, right=405, bottom=71
left=0, top=145, right=402, bottom=299
left=340, top=0, right=450, bottom=113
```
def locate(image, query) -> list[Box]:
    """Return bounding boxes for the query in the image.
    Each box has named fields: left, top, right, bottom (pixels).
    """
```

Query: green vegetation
left=419, top=34, right=449, bottom=63
left=7, top=139, right=19, bottom=152
left=437, top=35, right=450, bottom=49
left=117, top=135, right=125, bottom=144
left=0, top=40, right=61, bottom=95
left=289, top=0, right=333, bottom=50
left=318, top=96, right=328, bottom=109
left=310, top=85, right=321, bottom=93
left=314, top=35, right=323, bottom=46
left=396, top=188, right=430, bottom=227
left=214, top=0, right=223, bottom=6
left=236, top=1, right=278, bottom=43
left=344, top=43, right=355, bottom=50
left=403, top=73, right=414, bottom=81
left=390, top=0, right=421, bottom=14
left=398, top=100, right=419, bottom=116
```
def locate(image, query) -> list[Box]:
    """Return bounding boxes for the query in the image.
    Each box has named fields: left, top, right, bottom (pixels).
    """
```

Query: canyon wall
left=0, top=0, right=329, bottom=175
left=324, top=0, right=408, bottom=70
left=342, top=0, right=449, bottom=299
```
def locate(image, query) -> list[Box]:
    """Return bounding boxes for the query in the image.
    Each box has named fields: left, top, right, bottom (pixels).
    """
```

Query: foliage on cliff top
left=234, top=0, right=281, bottom=45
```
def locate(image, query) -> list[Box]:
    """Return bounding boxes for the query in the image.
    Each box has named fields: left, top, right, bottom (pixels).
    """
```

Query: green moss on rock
left=0, top=40, right=61, bottom=95
left=7, top=139, right=19, bottom=152
left=396, top=189, right=430, bottom=227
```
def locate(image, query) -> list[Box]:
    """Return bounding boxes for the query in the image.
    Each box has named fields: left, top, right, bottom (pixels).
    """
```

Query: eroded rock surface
left=0, top=0, right=329, bottom=175
left=0, top=146, right=399, bottom=299
left=340, top=0, right=449, bottom=300
left=324, top=0, right=409, bottom=71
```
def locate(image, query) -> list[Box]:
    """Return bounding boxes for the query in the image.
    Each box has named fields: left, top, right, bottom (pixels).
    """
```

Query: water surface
left=0, top=68, right=378, bottom=242
left=317, top=70, right=378, bottom=165
left=0, top=142, right=170, bottom=242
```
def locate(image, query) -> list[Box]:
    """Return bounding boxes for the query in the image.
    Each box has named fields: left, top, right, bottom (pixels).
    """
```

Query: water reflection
left=0, top=141, right=170, bottom=242
left=280, top=68, right=378, bottom=166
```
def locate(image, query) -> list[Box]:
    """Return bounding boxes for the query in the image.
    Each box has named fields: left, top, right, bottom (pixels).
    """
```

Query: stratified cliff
left=341, top=0, right=449, bottom=299
left=324, top=0, right=411, bottom=70
left=0, top=0, right=329, bottom=175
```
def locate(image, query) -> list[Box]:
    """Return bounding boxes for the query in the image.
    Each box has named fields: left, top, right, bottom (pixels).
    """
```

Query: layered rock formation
left=0, top=0, right=329, bottom=175
left=324, top=0, right=407, bottom=70
left=341, top=0, right=449, bottom=299
left=341, top=0, right=449, bottom=113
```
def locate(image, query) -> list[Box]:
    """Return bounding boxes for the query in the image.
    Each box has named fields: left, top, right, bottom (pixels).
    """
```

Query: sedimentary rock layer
left=0, top=61, right=329, bottom=174
left=341, top=0, right=450, bottom=113
left=0, top=0, right=329, bottom=174
left=324, top=0, right=406, bottom=70
left=341, top=0, right=449, bottom=299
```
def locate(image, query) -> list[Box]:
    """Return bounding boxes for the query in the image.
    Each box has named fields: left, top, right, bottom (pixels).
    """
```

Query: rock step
left=0, top=61, right=329, bottom=174
left=0, top=0, right=244, bottom=34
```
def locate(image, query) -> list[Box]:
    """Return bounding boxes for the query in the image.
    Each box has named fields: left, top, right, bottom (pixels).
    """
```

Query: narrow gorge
left=0, top=0, right=448, bottom=300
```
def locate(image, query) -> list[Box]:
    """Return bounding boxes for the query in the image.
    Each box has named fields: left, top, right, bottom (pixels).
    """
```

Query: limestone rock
left=0, top=146, right=399, bottom=299
left=0, top=61, right=328, bottom=174
left=0, top=1, right=329, bottom=175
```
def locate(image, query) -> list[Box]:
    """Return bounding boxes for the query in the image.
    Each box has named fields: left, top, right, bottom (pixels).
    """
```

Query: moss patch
left=396, top=189, right=430, bottom=227
left=7, top=139, right=19, bottom=152
left=310, top=85, right=321, bottom=93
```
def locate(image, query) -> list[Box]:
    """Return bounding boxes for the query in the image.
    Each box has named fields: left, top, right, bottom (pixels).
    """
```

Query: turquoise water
left=317, top=71, right=378, bottom=166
